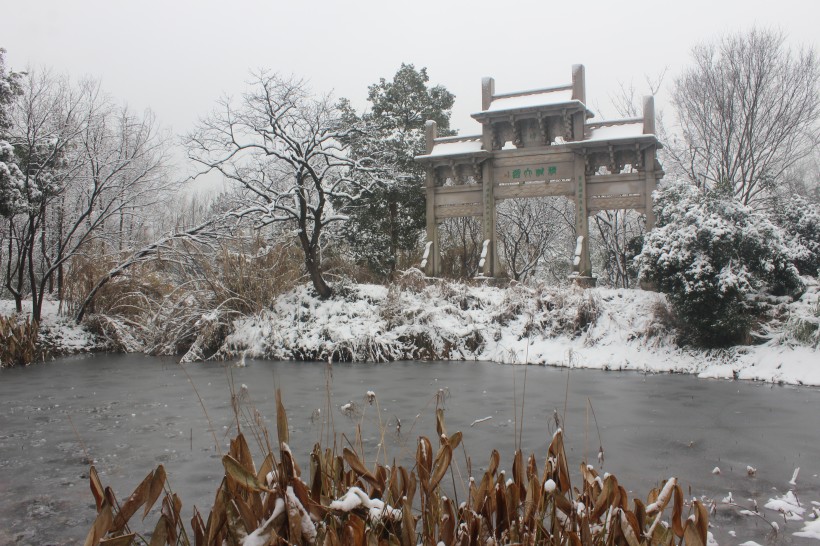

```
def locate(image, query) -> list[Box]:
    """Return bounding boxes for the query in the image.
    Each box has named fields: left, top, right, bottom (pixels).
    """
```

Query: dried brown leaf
left=343, top=447, right=379, bottom=487
left=99, top=534, right=135, bottom=546
left=416, top=436, right=433, bottom=489
left=619, top=508, right=642, bottom=546
left=449, top=431, right=463, bottom=452
left=235, top=433, right=256, bottom=476
left=89, top=466, right=105, bottom=513
left=487, top=449, right=500, bottom=476
left=143, top=465, right=166, bottom=520
left=683, top=520, right=705, bottom=546
left=693, top=499, right=709, bottom=545
left=428, top=444, right=452, bottom=492
left=400, top=501, right=415, bottom=546
left=148, top=514, right=169, bottom=546
left=591, top=474, right=616, bottom=521
left=440, top=498, right=456, bottom=546
left=111, top=468, right=153, bottom=532
left=276, top=389, right=289, bottom=449
left=548, top=430, right=571, bottom=493
left=83, top=501, right=113, bottom=546
left=671, top=484, right=684, bottom=538
left=223, top=455, right=266, bottom=492
left=436, top=408, right=447, bottom=439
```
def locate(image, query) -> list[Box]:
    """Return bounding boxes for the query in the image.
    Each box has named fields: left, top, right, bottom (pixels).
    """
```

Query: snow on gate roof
left=485, top=88, right=576, bottom=113
left=418, top=136, right=486, bottom=159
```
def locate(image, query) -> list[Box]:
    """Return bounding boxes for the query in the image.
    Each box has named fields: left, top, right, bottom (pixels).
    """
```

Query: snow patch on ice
left=765, top=491, right=805, bottom=521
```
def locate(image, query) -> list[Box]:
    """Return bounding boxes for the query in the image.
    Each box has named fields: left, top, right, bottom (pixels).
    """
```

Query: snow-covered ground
left=0, top=299, right=98, bottom=358
left=215, top=272, right=820, bottom=386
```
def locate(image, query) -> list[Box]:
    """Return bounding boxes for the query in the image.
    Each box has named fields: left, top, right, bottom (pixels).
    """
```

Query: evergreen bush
left=773, top=194, right=820, bottom=277
left=637, top=180, right=803, bottom=347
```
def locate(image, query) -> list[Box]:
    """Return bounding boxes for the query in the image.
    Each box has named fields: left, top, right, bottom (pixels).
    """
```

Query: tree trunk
left=304, top=248, right=332, bottom=299
left=388, top=201, right=398, bottom=280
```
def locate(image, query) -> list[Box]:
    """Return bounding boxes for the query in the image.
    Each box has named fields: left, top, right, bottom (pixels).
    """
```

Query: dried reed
left=85, top=389, right=709, bottom=546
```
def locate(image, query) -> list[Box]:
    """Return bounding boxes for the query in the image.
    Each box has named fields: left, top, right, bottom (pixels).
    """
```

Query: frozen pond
left=1, top=354, right=819, bottom=545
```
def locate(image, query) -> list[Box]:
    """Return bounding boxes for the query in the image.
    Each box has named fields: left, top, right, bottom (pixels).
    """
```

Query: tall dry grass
left=0, top=315, right=39, bottom=367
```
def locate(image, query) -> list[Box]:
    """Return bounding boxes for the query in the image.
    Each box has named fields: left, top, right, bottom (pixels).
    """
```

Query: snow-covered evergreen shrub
left=637, top=180, right=803, bottom=347
left=773, top=195, right=820, bottom=277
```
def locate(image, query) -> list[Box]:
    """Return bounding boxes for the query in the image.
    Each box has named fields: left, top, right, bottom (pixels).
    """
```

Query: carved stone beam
left=491, top=122, right=502, bottom=151
left=583, top=148, right=595, bottom=176
left=608, top=145, right=617, bottom=174
left=434, top=166, right=445, bottom=187
left=510, top=115, right=523, bottom=148
left=471, top=158, right=483, bottom=183
left=538, top=112, right=549, bottom=146
left=563, top=109, right=572, bottom=141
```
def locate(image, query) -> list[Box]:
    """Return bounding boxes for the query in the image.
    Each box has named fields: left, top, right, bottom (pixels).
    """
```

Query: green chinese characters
left=509, top=165, right=559, bottom=180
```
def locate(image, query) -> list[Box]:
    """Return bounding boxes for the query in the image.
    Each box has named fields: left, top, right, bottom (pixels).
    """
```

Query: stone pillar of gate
left=573, top=153, right=594, bottom=285
left=571, top=65, right=587, bottom=142
left=481, top=160, right=496, bottom=276
left=480, top=76, right=497, bottom=277
left=642, top=96, right=658, bottom=231
left=424, top=121, right=440, bottom=276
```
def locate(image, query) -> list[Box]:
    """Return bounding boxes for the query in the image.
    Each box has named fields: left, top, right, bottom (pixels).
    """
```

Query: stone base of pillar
left=570, top=275, right=597, bottom=288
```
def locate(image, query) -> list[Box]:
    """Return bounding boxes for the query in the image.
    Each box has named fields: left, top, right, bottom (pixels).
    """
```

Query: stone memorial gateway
left=415, top=65, right=664, bottom=284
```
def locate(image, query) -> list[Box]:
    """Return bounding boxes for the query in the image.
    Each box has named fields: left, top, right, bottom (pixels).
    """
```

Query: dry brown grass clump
left=86, top=390, right=709, bottom=546
left=0, top=315, right=39, bottom=367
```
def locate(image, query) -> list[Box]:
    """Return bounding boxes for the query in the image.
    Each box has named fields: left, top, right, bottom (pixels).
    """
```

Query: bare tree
left=4, top=69, right=87, bottom=318
left=591, top=210, right=644, bottom=288
left=438, top=217, right=483, bottom=279
left=73, top=213, right=235, bottom=323
left=186, top=73, right=376, bottom=299
left=3, top=69, right=172, bottom=321
left=671, top=28, right=820, bottom=206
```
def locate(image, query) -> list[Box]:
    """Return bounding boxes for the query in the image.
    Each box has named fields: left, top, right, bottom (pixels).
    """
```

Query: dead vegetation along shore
left=85, top=387, right=710, bottom=546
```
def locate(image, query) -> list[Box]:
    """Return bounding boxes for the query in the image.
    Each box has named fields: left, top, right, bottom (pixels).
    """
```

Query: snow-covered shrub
left=772, top=195, right=820, bottom=277
left=643, top=299, right=677, bottom=340
left=394, top=267, right=427, bottom=292
left=0, top=139, right=24, bottom=217
left=789, top=301, right=820, bottom=348
left=637, top=180, right=803, bottom=347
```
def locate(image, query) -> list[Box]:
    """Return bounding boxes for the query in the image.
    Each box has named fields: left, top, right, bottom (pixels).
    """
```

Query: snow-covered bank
left=0, top=299, right=99, bottom=361
left=215, top=273, right=820, bottom=386
left=3, top=275, right=817, bottom=384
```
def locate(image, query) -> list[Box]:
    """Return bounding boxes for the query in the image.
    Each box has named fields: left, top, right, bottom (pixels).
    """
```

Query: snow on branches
left=186, top=73, right=381, bottom=298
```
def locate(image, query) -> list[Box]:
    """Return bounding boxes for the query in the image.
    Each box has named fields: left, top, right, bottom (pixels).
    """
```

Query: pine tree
left=341, top=64, right=455, bottom=280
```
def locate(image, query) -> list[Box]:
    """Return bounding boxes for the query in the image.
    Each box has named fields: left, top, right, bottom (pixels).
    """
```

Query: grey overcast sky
left=3, top=0, right=819, bottom=183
